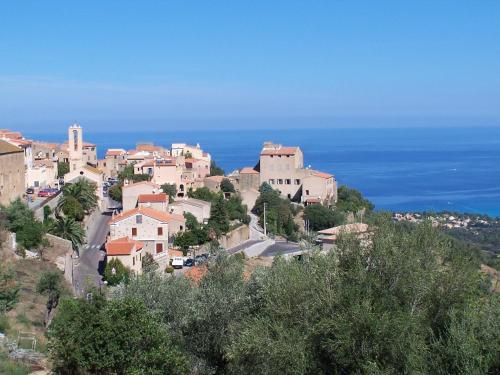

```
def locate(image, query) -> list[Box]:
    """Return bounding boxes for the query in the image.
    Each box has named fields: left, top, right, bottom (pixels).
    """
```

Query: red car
left=37, top=190, right=51, bottom=197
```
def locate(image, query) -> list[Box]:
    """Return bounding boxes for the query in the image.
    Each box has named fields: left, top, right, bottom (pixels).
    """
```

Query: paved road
left=227, top=239, right=263, bottom=254
left=249, top=213, right=265, bottom=240
left=73, top=211, right=112, bottom=296
left=260, top=241, right=301, bottom=257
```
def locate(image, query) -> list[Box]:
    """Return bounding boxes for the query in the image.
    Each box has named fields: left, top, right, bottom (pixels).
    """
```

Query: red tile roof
left=138, top=193, right=168, bottom=203
left=240, top=167, right=259, bottom=174
left=261, top=146, right=298, bottom=156
left=106, top=237, right=143, bottom=255
left=110, top=207, right=185, bottom=225
left=310, top=170, right=333, bottom=179
left=106, top=149, right=126, bottom=156
left=136, top=144, right=163, bottom=152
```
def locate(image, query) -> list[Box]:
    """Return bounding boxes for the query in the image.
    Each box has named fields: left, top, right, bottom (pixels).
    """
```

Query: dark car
left=26, top=187, right=34, bottom=194
left=184, top=258, right=194, bottom=267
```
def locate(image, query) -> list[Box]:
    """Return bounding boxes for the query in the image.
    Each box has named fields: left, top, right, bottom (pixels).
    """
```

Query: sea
left=26, top=126, right=500, bottom=217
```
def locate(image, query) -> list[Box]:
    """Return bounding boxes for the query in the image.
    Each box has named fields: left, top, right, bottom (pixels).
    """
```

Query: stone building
left=239, top=142, right=337, bottom=205
left=105, top=237, right=144, bottom=274
left=109, top=207, right=185, bottom=256
left=0, top=140, right=25, bottom=206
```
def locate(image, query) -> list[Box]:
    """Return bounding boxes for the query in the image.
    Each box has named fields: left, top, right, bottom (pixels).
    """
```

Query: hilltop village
left=1, top=124, right=498, bottom=374
left=0, top=124, right=344, bottom=278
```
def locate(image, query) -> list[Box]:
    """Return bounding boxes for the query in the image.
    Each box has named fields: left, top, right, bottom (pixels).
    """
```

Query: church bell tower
left=68, top=124, right=84, bottom=172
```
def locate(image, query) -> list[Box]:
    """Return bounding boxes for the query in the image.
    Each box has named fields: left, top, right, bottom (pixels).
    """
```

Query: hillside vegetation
left=48, top=216, right=499, bottom=374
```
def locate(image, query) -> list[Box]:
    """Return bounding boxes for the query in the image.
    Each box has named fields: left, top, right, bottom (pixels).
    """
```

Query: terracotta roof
left=106, top=236, right=143, bottom=255
left=309, top=170, right=333, bottom=179
left=240, top=167, right=259, bottom=174
left=33, top=141, right=58, bottom=149
left=9, top=139, right=33, bottom=146
left=0, top=130, right=23, bottom=139
left=205, top=175, right=224, bottom=182
left=136, top=144, right=163, bottom=152
left=261, top=146, right=298, bottom=156
left=138, top=193, right=168, bottom=203
left=106, top=149, right=126, bottom=156
left=0, top=140, right=23, bottom=154
left=110, top=207, right=185, bottom=224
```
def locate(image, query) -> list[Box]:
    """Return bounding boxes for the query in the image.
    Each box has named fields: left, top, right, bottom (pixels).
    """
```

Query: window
left=136, top=215, right=142, bottom=224
left=133, top=257, right=135, bottom=266
left=269, top=179, right=275, bottom=184
left=158, top=227, right=163, bottom=236
left=132, top=227, right=137, bottom=236
left=73, top=129, right=78, bottom=151
left=156, top=243, right=163, bottom=253
left=305, top=190, right=310, bottom=195
left=295, top=179, right=301, bottom=185
left=285, top=179, right=291, bottom=185
left=278, top=179, right=283, bottom=185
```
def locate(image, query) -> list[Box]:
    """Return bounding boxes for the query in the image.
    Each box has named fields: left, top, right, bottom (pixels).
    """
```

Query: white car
left=171, top=257, right=184, bottom=269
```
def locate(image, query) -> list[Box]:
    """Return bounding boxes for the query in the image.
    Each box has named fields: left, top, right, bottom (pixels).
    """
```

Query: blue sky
left=1, top=1, right=499, bottom=132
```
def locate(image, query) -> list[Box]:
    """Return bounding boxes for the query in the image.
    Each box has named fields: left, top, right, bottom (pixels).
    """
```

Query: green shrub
left=165, top=266, right=174, bottom=274
left=0, top=313, right=9, bottom=332
left=233, top=252, right=246, bottom=262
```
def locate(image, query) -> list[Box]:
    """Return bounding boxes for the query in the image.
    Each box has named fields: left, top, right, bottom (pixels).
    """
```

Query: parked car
left=172, top=257, right=184, bottom=269
left=26, top=187, right=34, bottom=194
left=38, top=190, right=50, bottom=197
left=184, top=258, right=194, bottom=267
left=37, top=188, right=58, bottom=197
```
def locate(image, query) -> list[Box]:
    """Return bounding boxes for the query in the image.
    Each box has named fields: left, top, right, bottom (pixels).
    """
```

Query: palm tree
left=57, top=179, right=98, bottom=217
left=50, top=216, right=86, bottom=251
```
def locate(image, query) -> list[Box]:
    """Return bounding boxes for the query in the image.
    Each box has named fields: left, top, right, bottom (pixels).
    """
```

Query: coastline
left=24, top=126, right=500, bottom=217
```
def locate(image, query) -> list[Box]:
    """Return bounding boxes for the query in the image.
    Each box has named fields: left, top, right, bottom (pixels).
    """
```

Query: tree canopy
left=161, top=183, right=177, bottom=203
left=1, top=198, right=45, bottom=249
left=209, top=160, right=225, bottom=176
left=220, top=178, right=235, bottom=193
left=48, top=217, right=500, bottom=374
left=104, top=258, right=130, bottom=286
left=254, top=184, right=298, bottom=239
left=303, top=204, right=345, bottom=231
left=48, top=294, right=189, bottom=375
left=336, top=185, right=374, bottom=213
left=57, top=179, right=98, bottom=219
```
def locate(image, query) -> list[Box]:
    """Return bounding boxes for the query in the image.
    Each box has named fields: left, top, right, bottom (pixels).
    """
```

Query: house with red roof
left=122, top=180, right=161, bottom=211
left=257, top=142, right=337, bottom=205
left=109, top=206, right=186, bottom=257
left=137, top=192, right=169, bottom=212
left=105, top=237, right=144, bottom=274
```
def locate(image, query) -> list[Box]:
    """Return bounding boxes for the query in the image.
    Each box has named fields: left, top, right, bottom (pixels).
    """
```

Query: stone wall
left=45, top=233, right=73, bottom=286
left=219, top=225, right=250, bottom=249
left=33, top=192, right=61, bottom=221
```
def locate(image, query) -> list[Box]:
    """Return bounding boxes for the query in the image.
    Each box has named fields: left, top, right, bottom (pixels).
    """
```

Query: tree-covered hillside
left=47, top=216, right=500, bottom=374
